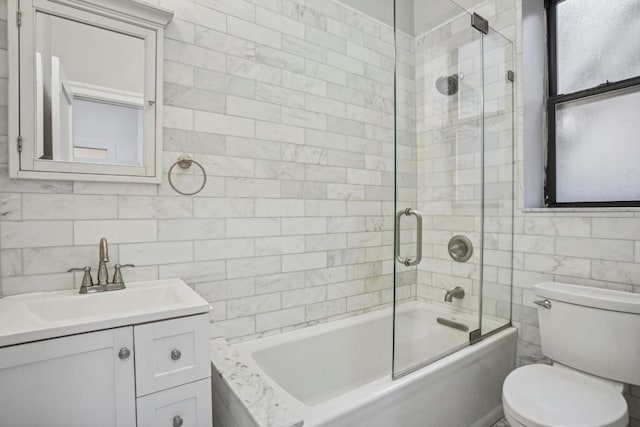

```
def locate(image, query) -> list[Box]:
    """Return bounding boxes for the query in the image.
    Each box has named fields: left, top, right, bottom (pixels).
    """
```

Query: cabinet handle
left=173, top=415, right=184, bottom=427
left=118, top=347, right=131, bottom=360
left=171, top=349, right=182, bottom=361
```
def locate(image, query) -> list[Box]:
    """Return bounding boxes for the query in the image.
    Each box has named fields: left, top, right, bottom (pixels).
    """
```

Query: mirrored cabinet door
left=9, top=0, right=173, bottom=183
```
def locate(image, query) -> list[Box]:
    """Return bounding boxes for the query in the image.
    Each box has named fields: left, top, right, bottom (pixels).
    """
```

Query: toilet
left=502, top=282, right=640, bottom=427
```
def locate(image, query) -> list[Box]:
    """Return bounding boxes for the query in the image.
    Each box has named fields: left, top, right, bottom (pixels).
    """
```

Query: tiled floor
left=491, top=418, right=510, bottom=427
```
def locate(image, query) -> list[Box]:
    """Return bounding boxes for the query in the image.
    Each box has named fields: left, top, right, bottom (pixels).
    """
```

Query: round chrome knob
left=173, top=415, right=184, bottom=427
left=118, top=347, right=131, bottom=360
left=171, top=349, right=182, bottom=361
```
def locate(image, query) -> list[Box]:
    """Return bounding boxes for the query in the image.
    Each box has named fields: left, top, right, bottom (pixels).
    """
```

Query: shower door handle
left=395, top=208, right=423, bottom=266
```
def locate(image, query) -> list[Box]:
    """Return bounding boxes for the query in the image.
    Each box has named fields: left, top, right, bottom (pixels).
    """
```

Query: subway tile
left=256, top=45, right=305, bottom=73
left=256, top=307, right=305, bottom=331
left=256, top=83, right=305, bottom=108
left=227, top=256, right=281, bottom=279
left=195, top=111, right=255, bottom=138
left=194, top=198, right=255, bottom=218
left=255, top=198, right=304, bottom=217
left=164, top=39, right=226, bottom=72
left=255, top=272, right=305, bottom=294
left=119, top=241, right=193, bottom=266
left=194, top=68, right=256, bottom=98
left=282, top=70, right=326, bottom=96
left=2, top=221, right=73, bottom=248
left=195, top=238, right=254, bottom=261
left=282, top=287, right=326, bottom=308
left=556, top=237, right=634, bottom=262
left=159, top=260, right=226, bottom=283
left=75, top=220, right=157, bottom=245
left=281, top=217, right=327, bottom=235
left=228, top=293, right=281, bottom=319
left=195, top=278, right=255, bottom=302
left=0, top=193, right=20, bottom=220
left=226, top=218, right=280, bottom=237
left=119, top=196, right=193, bottom=219
left=226, top=178, right=281, bottom=198
left=228, top=16, right=281, bottom=48
left=256, top=6, right=305, bottom=38
left=256, top=121, right=305, bottom=144
left=227, top=95, right=281, bottom=122
left=23, top=194, right=117, bottom=220
left=255, top=236, right=305, bottom=255
left=282, top=252, right=327, bottom=272
left=227, top=56, right=282, bottom=85
left=193, top=0, right=256, bottom=21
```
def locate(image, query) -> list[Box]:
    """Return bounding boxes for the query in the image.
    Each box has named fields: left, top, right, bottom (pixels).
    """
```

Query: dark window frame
left=544, top=0, right=640, bottom=207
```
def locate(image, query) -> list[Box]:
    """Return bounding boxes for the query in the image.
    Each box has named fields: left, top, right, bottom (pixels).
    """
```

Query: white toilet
left=502, top=281, right=640, bottom=427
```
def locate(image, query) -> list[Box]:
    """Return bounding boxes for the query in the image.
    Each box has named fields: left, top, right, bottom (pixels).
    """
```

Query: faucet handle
left=112, top=264, right=135, bottom=286
left=68, top=266, right=94, bottom=288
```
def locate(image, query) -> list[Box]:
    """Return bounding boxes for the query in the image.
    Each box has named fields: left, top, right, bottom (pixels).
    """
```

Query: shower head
left=435, top=73, right=460, bottom=96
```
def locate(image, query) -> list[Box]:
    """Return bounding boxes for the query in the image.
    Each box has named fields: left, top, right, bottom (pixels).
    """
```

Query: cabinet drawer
left=136, top=379, right=212, bottom=427
left=134, top=314, right=210, bottom=396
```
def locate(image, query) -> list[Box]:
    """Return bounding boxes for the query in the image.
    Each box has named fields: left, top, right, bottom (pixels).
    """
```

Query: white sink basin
left=0, top=279, right=210, bottom=347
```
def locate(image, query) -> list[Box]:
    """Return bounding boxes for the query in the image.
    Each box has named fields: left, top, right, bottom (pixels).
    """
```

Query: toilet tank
left=534, top=282, right=640, bottom=386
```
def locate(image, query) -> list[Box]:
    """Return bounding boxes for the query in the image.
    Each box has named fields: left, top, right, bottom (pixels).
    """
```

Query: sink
left=0, top=279, right=210, bottom=347
left=25, top=284, right=183, bottom=322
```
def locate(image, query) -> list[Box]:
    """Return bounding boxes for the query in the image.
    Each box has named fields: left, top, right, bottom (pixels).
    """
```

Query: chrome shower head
left=435, top=73, right=459, bottom=96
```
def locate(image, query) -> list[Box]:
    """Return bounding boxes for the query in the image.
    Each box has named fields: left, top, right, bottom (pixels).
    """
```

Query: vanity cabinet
left=0, top=326, right=136, bottom=426
left=0, top=314, right=211, bottom=427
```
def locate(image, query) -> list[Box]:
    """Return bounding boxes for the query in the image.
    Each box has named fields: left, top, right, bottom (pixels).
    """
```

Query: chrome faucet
left=444, top=286, right=465, bottom=302
left=97, top=237, right=110, bottom=285
left=68, top=237, right=135, bottom=294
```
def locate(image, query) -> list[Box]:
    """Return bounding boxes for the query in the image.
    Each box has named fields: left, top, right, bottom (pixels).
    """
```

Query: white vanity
left=0, top=279, right=213, bottom=427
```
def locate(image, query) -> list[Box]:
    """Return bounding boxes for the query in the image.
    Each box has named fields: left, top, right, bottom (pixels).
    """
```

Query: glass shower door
left=392, top=4, right=515, bottom=378
left=392, top=2, right=485, bottom=378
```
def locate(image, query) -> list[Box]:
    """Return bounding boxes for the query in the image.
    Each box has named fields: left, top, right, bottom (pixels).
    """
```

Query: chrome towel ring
left=168, top=155, right=207, bottom=196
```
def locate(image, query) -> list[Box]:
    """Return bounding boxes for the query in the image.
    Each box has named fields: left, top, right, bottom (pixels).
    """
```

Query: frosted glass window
left=556, top=0, right=640, bottom=94
left=556, top=86, right=640, bottom=203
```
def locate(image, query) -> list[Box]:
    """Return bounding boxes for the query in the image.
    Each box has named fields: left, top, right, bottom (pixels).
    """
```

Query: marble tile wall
left=1, top=1, right=640, bottom=421
left=0, top=0, right=418, bottom=342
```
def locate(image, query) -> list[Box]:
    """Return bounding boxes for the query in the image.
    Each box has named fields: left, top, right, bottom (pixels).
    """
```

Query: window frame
left=544, top=0, right=640, bottom=207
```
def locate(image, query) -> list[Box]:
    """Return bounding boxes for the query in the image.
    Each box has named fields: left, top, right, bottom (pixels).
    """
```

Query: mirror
left=36, top=13, right=145, bottom=166
left=9, top=0, right=173, bottom=183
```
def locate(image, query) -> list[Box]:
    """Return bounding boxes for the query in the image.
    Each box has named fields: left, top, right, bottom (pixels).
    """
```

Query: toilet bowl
left=502, top=282, right=640, bottom=427
left=503, top=365, right=627, bottom=427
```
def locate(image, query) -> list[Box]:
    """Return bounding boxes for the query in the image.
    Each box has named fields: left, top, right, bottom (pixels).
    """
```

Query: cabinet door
left=137, top=379, right=212, bottom=427
left=0, top=327, right=136, bottom=427
left=134, top=314, right=210, bottom=396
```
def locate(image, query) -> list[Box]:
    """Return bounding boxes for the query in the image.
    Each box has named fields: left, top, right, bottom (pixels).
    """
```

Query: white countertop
left=0, top=278, right=210, bottom=347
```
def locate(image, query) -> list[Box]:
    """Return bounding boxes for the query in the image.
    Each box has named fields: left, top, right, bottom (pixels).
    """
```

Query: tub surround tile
left=210, top=338, right=303, bottom=427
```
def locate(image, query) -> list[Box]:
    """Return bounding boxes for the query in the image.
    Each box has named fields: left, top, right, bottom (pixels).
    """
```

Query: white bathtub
left=233, top=301, right=517, bottom=427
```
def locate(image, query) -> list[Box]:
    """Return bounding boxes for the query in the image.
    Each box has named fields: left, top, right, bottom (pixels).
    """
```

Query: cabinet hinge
left=17, top=136, right=23, bottom=153
left=16, top=10, right=22, bottom=27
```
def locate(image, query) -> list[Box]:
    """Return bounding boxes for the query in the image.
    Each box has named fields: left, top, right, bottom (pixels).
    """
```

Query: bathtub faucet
left=444, top=287, right=465, bottom=302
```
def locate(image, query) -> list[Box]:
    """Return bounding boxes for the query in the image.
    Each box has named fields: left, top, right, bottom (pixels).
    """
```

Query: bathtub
left=228, top=301, right=517, bottom=427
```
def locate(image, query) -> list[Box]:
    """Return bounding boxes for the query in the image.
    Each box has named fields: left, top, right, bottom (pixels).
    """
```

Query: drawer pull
left=173, top=415, right=184, bottom=427
left=171, top=349, right=182, bottom=361
left=118, top=347, right=131, bottom=360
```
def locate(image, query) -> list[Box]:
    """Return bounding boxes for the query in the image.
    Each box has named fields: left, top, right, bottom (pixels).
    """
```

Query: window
left=545, top=0, right=640, bottom=207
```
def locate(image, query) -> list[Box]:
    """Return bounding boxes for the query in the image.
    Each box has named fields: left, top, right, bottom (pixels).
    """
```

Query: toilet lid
left=503, top=365, right=628, bottom=427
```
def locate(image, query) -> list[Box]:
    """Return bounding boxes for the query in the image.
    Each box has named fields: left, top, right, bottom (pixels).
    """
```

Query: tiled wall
left=0, top=0, right=421, bottom=342
left=1, top=0, right=639, bottom=418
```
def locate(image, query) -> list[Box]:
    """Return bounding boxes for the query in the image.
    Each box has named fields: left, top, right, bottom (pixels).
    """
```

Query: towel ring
left=168, top=155, right=207, bottom=196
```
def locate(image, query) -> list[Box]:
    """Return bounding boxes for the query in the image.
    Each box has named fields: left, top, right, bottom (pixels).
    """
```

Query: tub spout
left=444, top=287, right=465, bottom=302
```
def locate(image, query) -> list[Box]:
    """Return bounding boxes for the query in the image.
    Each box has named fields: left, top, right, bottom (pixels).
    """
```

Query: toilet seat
left=502, top=365, right=628, bottom=427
